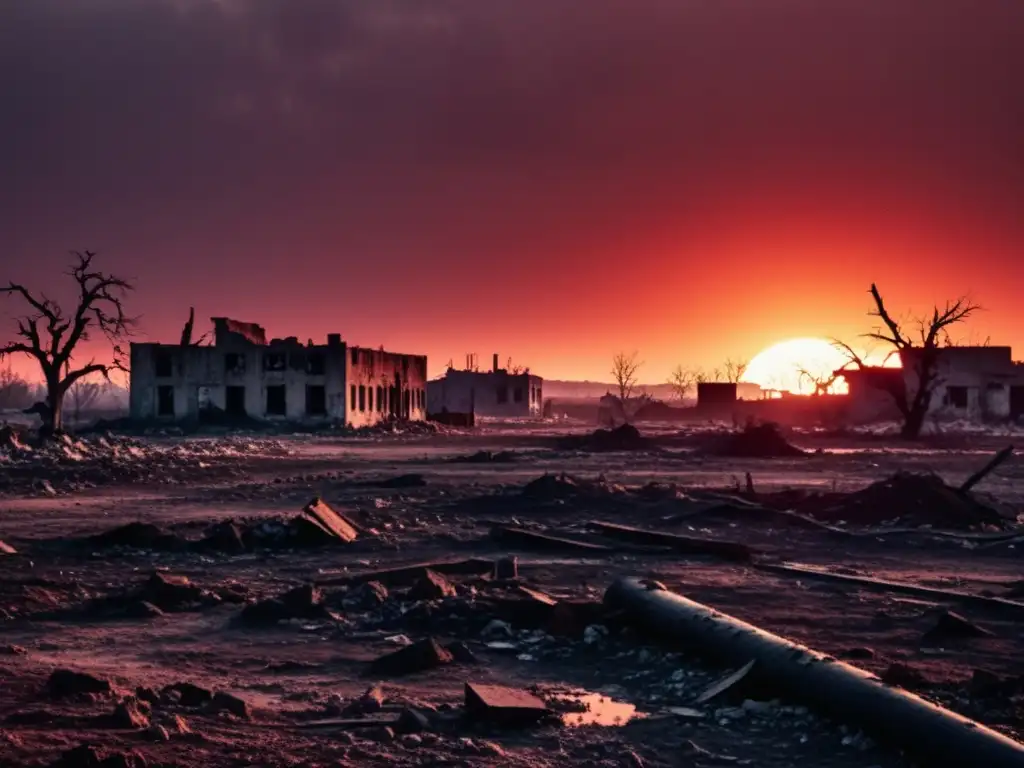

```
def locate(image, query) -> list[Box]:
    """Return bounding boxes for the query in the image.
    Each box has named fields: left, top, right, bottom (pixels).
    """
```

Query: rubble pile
left=557, top=424, right=654, bottom=452
left=0, top=432, right=292, bottom=495
left=705, top=422, right=806, bottom=458
left=809, top=471, right=1013, bottom=528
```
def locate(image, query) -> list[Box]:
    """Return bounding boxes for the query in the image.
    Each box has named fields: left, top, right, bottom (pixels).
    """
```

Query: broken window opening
left=225, top=386, right=246, bottom=416
left=306, top=385, right=327, bottom=416
left=350, top=384, right=356, bottom=411
left=266, top=385, right=286, bottom=416
left=263, top=352, right=286, bottom=372
left=155, top=350, right=174, bottom=378
left=368, top=387, right=374, bottom=411
left=513, top=387, right=523, bottom=403
left=157, top=385, right=174, bottom=416
left=496, top=385, right=508, bottom=404
left=946, top=386, right=969, bottom=409
left=224, top=353, right=245, bottom=376
left=358, top=385, right=366, bottom=412
left=376, top=385, right=384, bottom=412
left=351, top=348, right=359, bottom=366
left=307, top=352, right=326, bottom=376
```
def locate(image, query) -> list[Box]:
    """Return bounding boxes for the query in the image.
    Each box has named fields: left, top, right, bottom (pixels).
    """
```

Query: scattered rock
left=2, top=644, right=27, bottom=655
left=922, top=611, right=994, bottom=644
left=493, top=556, right=518, bottom=580
left=146, top=725, right=170, bottom=742
left=47, top=669, right=112, bottom=699
left=140, top=572, right=210, bottom=611
left=344, top=685, right=385, bottom=715
left=87, top=522, right=179, bottom=551
left=881, top=662, right=930, bottom=689
left=110, top=699, right=150, bottom=729
left=210, top=691, right=250, bottom=719
left=344, top=581, right=389, bottom=610
left=162, top=682, right=213, bottom=708
left=199, top=520, right=247, bottom=553
left=0, top=539, right=16, bottom=555
left=395, top=708, right=431, bottom=734
left=364, top=725, right=395, bottom=744
left=445, top=641, right=478, bottom=664
left=370, top=638, right=453, bottom=677
left=240, top=583, right=330, bottom=625
left=558, top=424, right=652, bottom=452
left=408, top=570, right=457, bottom=601
left=842, top=647, right=876, bottom=660
left=464, top=682, right=551, bottom=726
left=162, top=714, right=192, bottom=734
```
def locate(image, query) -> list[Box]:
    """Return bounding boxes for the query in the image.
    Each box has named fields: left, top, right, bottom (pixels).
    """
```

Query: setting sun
left=742, top=337, right=853, bottom=394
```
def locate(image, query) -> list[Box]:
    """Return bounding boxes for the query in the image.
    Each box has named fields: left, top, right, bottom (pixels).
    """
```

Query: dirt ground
left=2, top=422, right=1023, bottom=767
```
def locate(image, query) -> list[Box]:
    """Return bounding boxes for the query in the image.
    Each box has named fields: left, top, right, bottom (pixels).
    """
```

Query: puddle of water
left=550, top=691, right=646, bottom=727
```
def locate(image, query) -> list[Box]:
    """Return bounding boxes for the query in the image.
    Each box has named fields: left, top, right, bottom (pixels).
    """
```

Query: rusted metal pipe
left=605, top=577, right=1024, bottom=767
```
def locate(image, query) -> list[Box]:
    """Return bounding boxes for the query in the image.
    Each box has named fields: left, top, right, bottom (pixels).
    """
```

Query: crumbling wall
left=347, top=347, right=428, bottom=427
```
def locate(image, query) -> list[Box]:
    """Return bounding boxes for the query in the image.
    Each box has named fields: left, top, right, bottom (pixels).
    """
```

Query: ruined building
left=130, top=317, right=428, bottom=425
left=842, top=346, right=1024, bottom=423
left=427, top=354, right=543, bottom=419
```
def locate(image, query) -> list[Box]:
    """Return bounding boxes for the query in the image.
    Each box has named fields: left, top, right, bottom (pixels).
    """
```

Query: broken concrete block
left=211, top=691, right=250, bottom=719
left=464, top=683, right=551, bottom=726
left=370, top=638, right=453, bottom=677
left=47, top=669, right=112, bottom=699
left=292, top=497, right=359, bottom=545
left=199, top=520, right=246, bottom=553
left=408, top=570, right=457, bottom=601
left=0, top=539, right=16, bottom=555
left=445, top=641, right=478, bottom=664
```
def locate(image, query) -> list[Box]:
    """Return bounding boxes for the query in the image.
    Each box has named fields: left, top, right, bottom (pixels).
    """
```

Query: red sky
left=3, top=0, right=1023, bottom=383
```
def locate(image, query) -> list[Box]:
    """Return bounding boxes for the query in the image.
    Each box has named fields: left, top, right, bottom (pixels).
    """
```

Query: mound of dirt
left=809, top=471, right=1011, bottom=528
left=707, top=423, right=805, bottom=458
left=558, top=424, right=653, bottom=452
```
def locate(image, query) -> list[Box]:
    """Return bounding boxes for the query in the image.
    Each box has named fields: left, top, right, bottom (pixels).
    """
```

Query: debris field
left=2, top=422, right=1024, bottom=767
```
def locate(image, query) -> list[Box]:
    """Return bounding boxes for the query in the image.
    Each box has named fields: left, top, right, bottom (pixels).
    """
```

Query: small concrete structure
left=427, top=354, right=543, bottom=419
left=130, top=317, right=427, bottom=426
left=843, top=346, right=1024, bottom=423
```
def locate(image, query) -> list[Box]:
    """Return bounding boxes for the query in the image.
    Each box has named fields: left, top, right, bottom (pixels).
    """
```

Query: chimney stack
left=327, top=333, right=341, bottom=346
left=493, top=353, right=499, bottom=372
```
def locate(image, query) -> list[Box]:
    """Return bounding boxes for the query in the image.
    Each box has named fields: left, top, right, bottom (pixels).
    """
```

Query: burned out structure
left=427, top=354, right=543, bottom=419
left=130, top=317, right=427, bottom=426
left=842, top=346, right=1024, bottom=423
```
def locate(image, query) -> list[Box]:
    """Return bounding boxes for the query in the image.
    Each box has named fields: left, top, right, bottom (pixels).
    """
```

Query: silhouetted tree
left=796, top=366, right=842, bottom=397
left=835, top=284, right=980, bottom=439
left=723, top=358, right=748, bottom=384
left=667, top=365, right=696, bottom=401
left=0, top=251, right=135, bottom=434
left=611, top=351, right=642, bottom=404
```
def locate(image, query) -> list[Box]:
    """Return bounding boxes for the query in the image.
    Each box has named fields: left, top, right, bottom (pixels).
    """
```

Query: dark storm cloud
left=3, top=0, right=1023, bottom=258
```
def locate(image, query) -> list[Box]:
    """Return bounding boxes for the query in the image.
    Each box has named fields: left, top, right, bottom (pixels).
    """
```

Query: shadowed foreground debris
left=605, top=578, right=1024, bottom=767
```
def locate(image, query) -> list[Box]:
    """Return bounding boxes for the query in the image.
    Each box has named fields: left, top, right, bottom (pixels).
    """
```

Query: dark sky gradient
left=3, top=0, right=1023, bottom=381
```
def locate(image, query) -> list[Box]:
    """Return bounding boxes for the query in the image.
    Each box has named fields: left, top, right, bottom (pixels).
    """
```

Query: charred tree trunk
left=44, top=374, right=63, bottom=435
left=901, top=402, right=928, bottom=439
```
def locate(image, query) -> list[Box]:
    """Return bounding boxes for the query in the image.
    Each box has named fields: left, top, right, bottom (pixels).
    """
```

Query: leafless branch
left=611, top=351, right=642, bottom=403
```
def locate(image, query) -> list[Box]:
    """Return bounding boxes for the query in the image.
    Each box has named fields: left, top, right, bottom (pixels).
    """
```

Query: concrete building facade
left=130, top=317, right=427, bottom=425
left=843, top=346, right=1024, bottom=423
left=427, top=355, right=543, bottom=419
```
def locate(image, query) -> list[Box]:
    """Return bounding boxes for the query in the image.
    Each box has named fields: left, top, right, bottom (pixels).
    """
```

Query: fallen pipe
left=605, top=578, right=1024, bottom=767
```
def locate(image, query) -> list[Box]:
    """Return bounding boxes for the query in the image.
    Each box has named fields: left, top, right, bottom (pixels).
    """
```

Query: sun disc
left=742, top=337, right=853, bottom=394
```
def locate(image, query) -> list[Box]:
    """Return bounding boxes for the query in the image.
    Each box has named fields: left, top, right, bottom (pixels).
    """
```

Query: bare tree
left=667, top=365, right=696, bottom=401
left=836, top=284, right=980, bottom=439
left=0, top=363, right=34, bottom=411
left=723, top=358, right=748, bottom=383
left=796, top=366, right=842, bottom=397
left=0, top=251, right=135, bottom=435
left=611, top=351, right=642, bottom=403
